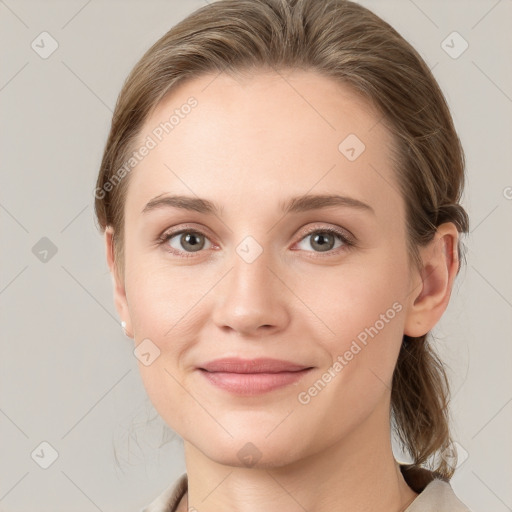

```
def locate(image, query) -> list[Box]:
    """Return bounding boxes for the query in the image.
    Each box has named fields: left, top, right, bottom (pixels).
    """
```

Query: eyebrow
left=141, top=193, right=375, bottom=216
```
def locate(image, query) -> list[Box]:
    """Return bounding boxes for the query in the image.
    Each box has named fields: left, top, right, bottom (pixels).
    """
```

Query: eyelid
left=296, top=223, right=356, bottom=245
left=157, top=223, right=215, bottom=243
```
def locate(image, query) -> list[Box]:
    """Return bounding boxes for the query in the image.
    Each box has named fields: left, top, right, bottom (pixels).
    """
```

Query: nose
left=210, top=247, right=290, bottom=337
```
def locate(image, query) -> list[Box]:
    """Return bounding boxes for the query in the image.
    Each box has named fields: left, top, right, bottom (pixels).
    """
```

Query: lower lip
left=198, top=368, right=313, bottom=395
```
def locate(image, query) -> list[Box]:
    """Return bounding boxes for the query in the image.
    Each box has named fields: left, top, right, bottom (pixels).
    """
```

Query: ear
left=105, top=226, right=133, bottom=338
left=404, top=222, right=460, bottom=338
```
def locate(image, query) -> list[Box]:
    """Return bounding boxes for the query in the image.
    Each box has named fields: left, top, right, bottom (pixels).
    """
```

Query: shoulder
left=140, top=467, right=473, bottom=512
left=401, top=464, right=472, bottom=512
left=140, top=472, right=187, bottom=512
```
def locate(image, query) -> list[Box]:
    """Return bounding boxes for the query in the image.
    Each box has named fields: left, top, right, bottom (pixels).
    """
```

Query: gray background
left=1, top=0, right=511, bottom=510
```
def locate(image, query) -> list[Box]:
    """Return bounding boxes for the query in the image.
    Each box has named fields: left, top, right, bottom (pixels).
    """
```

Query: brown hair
left=94, top=0, right=469, bottom=478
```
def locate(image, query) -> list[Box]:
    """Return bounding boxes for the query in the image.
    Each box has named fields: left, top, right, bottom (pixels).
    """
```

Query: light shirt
left=140, top=464, right=471, bottom=511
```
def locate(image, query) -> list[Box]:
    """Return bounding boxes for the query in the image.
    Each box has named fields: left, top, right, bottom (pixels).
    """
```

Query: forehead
left=125, top=69, right=401, bottom=221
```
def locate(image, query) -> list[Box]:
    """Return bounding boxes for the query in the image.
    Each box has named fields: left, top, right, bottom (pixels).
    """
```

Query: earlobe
left=105, top=226, right=134, bottom=338
left=404, top=223, right=459, bottom=337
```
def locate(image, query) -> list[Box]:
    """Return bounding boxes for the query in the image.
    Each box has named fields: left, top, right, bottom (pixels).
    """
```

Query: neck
left=180, top=398, right=418, bottom=512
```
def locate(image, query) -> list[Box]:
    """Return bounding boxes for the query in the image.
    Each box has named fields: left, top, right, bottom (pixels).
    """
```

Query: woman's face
left=112, top=69, right=424, bottom=467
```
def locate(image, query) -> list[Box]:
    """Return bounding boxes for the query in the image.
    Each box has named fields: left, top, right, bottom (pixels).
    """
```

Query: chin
left=194, top=435, right=306, bottom=470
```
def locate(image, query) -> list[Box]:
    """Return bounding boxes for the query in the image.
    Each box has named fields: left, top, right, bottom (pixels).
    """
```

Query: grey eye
left=296, top=231, right=345, bottom=253
left=168, top=232, right=211, bottom=252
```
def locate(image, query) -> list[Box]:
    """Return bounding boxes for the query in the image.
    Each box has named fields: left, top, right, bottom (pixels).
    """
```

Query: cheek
left=290, top=259, right=408, bottom=436
left=125, top=249, right=211, bottom=340
left=296, top=250, right=410, bottom=407
left=301, top=256, right=408, bottom=345
left=123, top=255, right=232, bottom=428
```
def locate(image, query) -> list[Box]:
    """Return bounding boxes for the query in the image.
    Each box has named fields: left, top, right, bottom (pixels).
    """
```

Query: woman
left=94, top=0, right=471, bottom=510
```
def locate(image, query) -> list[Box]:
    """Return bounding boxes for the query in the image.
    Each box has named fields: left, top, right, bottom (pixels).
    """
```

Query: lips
left=198, top=357, right=312, bottom=373
left=196, top=358, right=314, bottom=395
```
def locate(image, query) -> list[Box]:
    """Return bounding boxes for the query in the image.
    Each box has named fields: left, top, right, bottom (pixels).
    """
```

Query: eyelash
left=157, top=225, right=356, bottom=259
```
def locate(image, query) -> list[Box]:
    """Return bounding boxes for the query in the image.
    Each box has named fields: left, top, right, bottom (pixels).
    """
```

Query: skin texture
left=105, top=69, right=460, bottom=512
